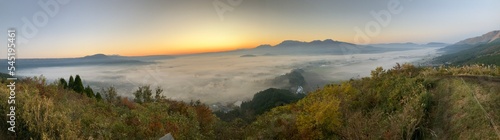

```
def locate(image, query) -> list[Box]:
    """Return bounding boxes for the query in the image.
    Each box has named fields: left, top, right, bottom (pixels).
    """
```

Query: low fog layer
left=17, top=47, right=441, bottom=103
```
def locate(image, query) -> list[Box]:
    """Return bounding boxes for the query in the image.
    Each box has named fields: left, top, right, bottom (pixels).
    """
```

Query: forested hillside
left=215, top=88, right=305, bottom=123
left=435, top=39, right=500, bottom=65
left=1, top=64, right=499, bottom=139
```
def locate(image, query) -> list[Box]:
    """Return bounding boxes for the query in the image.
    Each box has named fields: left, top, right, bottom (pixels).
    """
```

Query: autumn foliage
left=1, top=63, right=499, bottom=139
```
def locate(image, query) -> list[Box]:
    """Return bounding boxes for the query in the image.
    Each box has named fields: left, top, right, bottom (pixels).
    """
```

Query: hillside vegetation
left=215, top=88, right=305, bottom=123
left=1, top=64, right=500, bottom=139
left=246, top=64, right=500, bottom=139
left=435, top=39, right=500, bottom=65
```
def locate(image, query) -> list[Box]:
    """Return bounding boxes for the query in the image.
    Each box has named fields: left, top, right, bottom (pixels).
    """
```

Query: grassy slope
left=428, top=77, right=500, bottom=139
left=0, top=77, right=218, bottom=140
left=247, top=64, right=500, bottom=139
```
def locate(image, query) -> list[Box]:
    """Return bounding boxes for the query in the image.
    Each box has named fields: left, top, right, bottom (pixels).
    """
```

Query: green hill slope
left=434, top=39, right=500, bottom=65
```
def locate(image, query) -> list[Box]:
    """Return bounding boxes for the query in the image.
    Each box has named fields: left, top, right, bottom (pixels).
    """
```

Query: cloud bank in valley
left=18, top=47, right=440, bottom=103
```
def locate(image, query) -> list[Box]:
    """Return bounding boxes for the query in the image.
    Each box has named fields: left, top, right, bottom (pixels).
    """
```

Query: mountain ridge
left=261, top=39, right=355, bottom=48
left=439, top=30, right=500, bottom=54
left=434, top=31, right=500, bottom=65
left=455, top=30, right=500, bottom=45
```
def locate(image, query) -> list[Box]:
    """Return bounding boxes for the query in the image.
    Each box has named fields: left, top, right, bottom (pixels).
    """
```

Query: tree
left=104, top=86, right=118, bottom=103
left=190, top=100, right=202, bottom=106
left=142, top=86, right=153, bottom=103
left=95, top=92, right=103, bottom=101
left=133, top=85, right=154, bottom=104
left=68, top=76, right=74, bottom=89
left=73, top=75, right=85, bottom=94
left=133, top=86, right=144, bottom=104
left=84, top=85, right=95, bottom=98
left=155, top=86, right=164, bottom=102
left=295, top=85, right=342, bottom=139
left=59, top=78, right=68, bottom=89
left=371, top=67, right=384, bottom=78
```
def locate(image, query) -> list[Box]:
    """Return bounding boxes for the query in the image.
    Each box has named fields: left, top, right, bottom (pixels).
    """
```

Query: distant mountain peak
left=439, top=30, right=500, bottom=54
left=273, top=39, right=350, bottom=48
left=309, top=39, right=333, bottom=44
left=275, top=40, right=307, bottom=47
left=323, top=39, right=336, bottom=43
left=489, top=31, right=500, bottom=43
left=84, top=54, right=108, bottom=58
left=256, top=44, right=272, bottom=48
left=83, top=54, right=122, bottom=59
left=254, top=39, right=358, bottom=50
left=310, top=40, right=322, bottom=44
left=456, top=30, right=500, bottom=45
left=280, top=40, right=304, bottom=44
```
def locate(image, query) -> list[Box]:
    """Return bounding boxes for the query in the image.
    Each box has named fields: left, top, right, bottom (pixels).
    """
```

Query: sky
left=0, top=0, right=499, bottom=58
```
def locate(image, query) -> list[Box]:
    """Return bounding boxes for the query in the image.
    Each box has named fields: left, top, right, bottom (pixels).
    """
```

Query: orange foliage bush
left=120, top=97, right=136, bottom=110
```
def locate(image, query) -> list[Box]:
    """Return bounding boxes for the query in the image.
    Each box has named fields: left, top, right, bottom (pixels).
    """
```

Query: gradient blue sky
left=1, top=0, right=499, bottom=58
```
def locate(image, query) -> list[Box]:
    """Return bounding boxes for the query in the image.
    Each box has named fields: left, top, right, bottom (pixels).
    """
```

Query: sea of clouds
left=18, top=47, right=441, bottom=103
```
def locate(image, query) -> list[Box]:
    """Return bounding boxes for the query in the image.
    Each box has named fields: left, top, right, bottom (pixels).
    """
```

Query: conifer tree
left=95, top=92, right=103, bottom=101
left=85, top=85, right=95, bottom=98
left=59, top=78, right=68, bottom=89
left=68, top=76, right=74, bottom=89
left=73, top=75, right=85, bottom=94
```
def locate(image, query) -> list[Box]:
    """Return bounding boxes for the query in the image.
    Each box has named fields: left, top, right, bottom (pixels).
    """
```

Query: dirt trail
left=428, top=76, right=500, bottom=139
left=460, top=78, right=500, bottom=139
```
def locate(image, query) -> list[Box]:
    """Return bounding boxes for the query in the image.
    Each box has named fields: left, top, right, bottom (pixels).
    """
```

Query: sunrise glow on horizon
left=1, top=0, right=499, bottom=58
